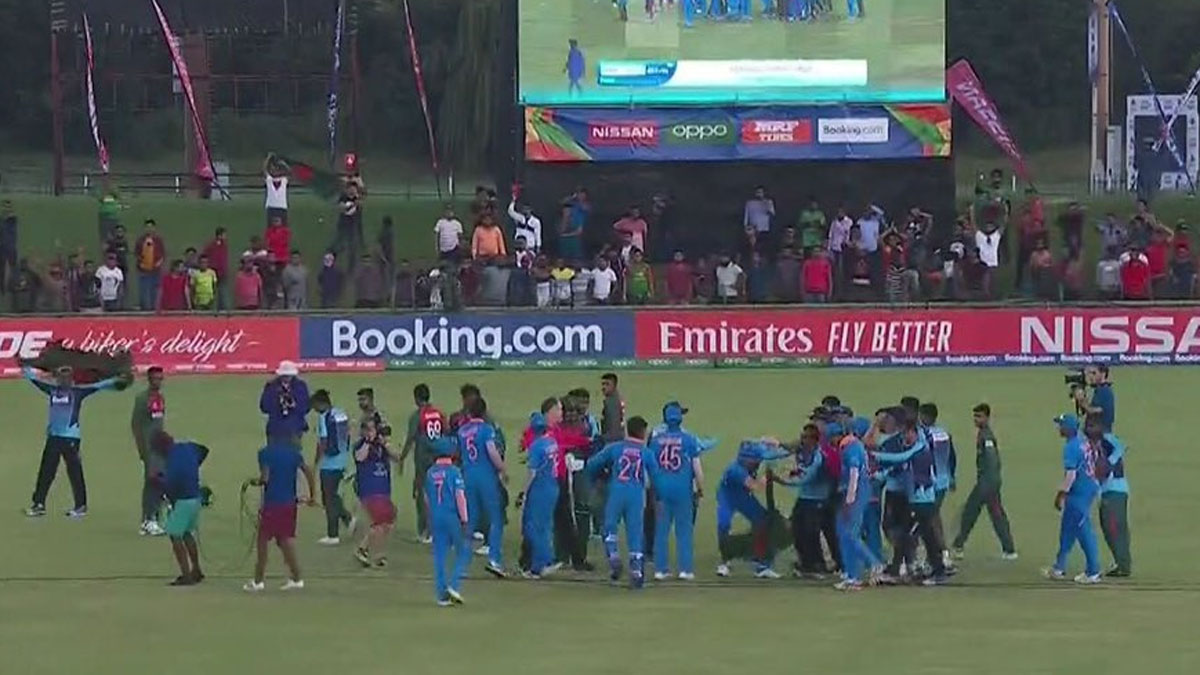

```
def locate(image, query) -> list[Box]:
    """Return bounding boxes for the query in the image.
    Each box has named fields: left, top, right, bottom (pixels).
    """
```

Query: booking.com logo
left=665, top=122, right=734, bottom=145
left=329, top=318, right=607, bottom=359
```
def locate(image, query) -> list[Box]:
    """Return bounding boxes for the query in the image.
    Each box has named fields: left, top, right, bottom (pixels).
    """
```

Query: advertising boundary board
left=4, top=307, right=1200, bottom=376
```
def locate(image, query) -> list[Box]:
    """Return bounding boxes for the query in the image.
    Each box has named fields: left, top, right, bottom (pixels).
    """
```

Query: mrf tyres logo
left=330, top=318, right=608, bottom=360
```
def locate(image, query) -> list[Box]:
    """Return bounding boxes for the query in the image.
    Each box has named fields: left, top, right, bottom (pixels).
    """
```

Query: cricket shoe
left=1042, top=567, right=1067, bottom=580
left=474, top=545, right=491, bottom=557
left=834, top=579, right=864, bottom=592
left=436, top=598, right=453, bottom=607
left=520, top=569, right=540, bottom=580
left=485, top=562, right=507, bottom=579
left=1106, top=566, right=1131, bottom=578
left=281, top=579, right=305, bottom=591
left=922, top=574, right=950, bottom=587
left=242, top=580, right=266, bottom=593
left=65, top=506, right=88, bottom=519
left=317, top=536, right=340, bottom=546
left=372, top=558, right=388, bottom=570
left=876, top=573, right=903, bottom=586
left=1001, top=551, right=1020, bottom=561
left=141, top=521, right=165, bottom=536
left=631, top=573, right=645, bottom=590
left=609, top=560, right=624, bottom=583
left=418, top=534, right=433, bottom=545
left=446, top=588, right=465, bottom=605
left=653, top=571, right=671, bottom=581
left=25, top=504, right=46, bottom=517
left=755, top=567, right=782, bottom=580
left=1074, top=573, right=1102, bottom=585
left=951, top=547, right=966, bottom=560
left=168, top=575, right=195, bottom=587
left=473, top=532, right=486, bottom=542
left=541, top=562, right=563, bottom=577
left=354, top=547, right=371, bottom=567
left=715, top=563, right=731, bottom=578
left=677, top=572, right=696, bottom=581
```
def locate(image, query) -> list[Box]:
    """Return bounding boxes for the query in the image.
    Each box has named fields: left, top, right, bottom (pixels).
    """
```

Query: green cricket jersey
left=975, top=425, right=1002, bottom=488
left=131, top=388, right=166, bottom=457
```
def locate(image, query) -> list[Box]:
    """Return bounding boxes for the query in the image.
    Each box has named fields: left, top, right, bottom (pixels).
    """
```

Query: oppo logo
left=667, top=123, right=733, bottom=144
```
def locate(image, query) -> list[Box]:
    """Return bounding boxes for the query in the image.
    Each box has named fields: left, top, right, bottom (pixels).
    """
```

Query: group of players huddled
left=614, top=0, right=864, bottom=24
left=21, top=358, right=1130, bottom=605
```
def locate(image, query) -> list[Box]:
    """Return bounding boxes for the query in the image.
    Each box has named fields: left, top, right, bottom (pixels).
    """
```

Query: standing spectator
left=471, top=185, right=498, bottom=220
left=1058, top=202, right=1085, bottom=261
left=182, top=247, right=200, bottom=278
left=77, top=260, right=102, bottom=313
left=533, top=255, right=553, bottom=308
left=1146, top=225, right=1171, bottom=297
left=191, top=255, right=218, bottom=311
left=856, top=206, right=882, bottom=256
left=8, top=258, right=41, bottom=313
left=882, top=230, right=915, bottom=303
left=96, top=253, right=125, bottom=311
left=335, top=182, right=364, bottom=265
left=590, top=256, right=618, bottom=305
left=471, top=214, right=508, bottom=260
left=134, top=220, right=165, bottom=311
left=282, top=250, right=309, bottom=310
left=477, top=257, right=510, bottom=307
left=902, top=208, right=933, bottom=270
left=625, top=248, right=655, bottom=304
left=392, top=259, right=415, bottom=309
left=613, top=207, right=649, bottom=257
left=827, top=205, right=852, bottom=280
left=745, top=251, right=770, bottom=303
left=234, top=257, right=264, bottom=310
left=509, top=241, right=536, bottom=307
left=617, top=231, right=637, bottom=269
left=202, top=227, right=229, bottom=310
left=843, top=226, right=873, bottom=301
left=263, top=154, right=290, bottom=226
left=777, top=226, right=798, bottom=254
left=158, top=260, right=191, bottom=311
left=353, top=253, right=386, bottom=309
left=665, top=250, right=694, bottom=304
left=570, top=261, right=592, bottom=306
left=743, top=186, right=775, bottom=242
left=1133, top=198, right=1158, bottom=228
left=1015, top=203, right=1049, bottom=291
left=975, top=222, right=1002, bottom=277
left=0, top=199, right=16, bottom=296
left=559, top=188, right=589, bottom=262
left=693, top=254, right=714, bottom=304
left=508, top=199, right=543, bottom=253
left=960, top=249, right=990, bottom=301
left=714, top=253, right=744, bottom=304
left=549, top=258, right=575, bottom=307
left=41, top=261, right=69, bottom=313
left=738, top=223, right=761, bottom=263
left=1119, top=246, right=1152, bottom=300
left=1172, top=221, right=1192, bottom=255
left=802, top=247, right=833, bottom=303
left=797, top=198, right=826, bottom=252
left=105, top=223, right=131, bottom=279
left=1061, top=252, right=1086, bottom=302
left=265, top=216, right=291, bottom=269
left=260, top=255, right=283, bottom=310
left=1028, top=238, right=1058, bottom=301
left=96, top=180, right=122, bottom=243
left=1096, top=213, right=1128, bottom=259
left=377, top=216, right=395, bottom=274
left=774, top=247, right=801, bottom=303
left=318, top=252, right=344, bottom=309
left=64, top=253, right=84, bottom=311
left=1169, top=244, right=1197, bottom=298
left=1095, top=247, right=1122, bottom=300
left=435, top=205, right=464, bottom=261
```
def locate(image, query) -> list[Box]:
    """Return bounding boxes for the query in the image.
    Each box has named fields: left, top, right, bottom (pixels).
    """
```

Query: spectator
left=191, top=255, right=218, bottom=311
left=802, top=247, right=833, bottom=303
left=1016, top=203, right=1049, bottom=291
left=843, top=225, right=871, bottom=301
left=856, top=205, right=883, bottom=255
left=1146, top=224, right=1171, bottom=296
left=41, top=261, right=69, bottom=313
left=105, top=223, right=131, bottom=278
left=244, top=235, right=270, bottom=269
left=96, top=181, right=122, bottom=243
left=745, top=251, right=770, bottom=304
left=532, top=255, right=552, bottom=308
left=714, top=253, right=744, bottom=304
left=665, top=250, right=695, bottom=305
left=202, top=227, right=229, bottom=309
left=158, top=259, right=191, bottom=312
left=549, top=258, right=575, bottom=307
left=183, top=247, right=200, bottom=277
left=96, top=252, right=125, bottom=311
left=0, top=199, right=15, bottom=296
left=1119, top=246, right=1152, bottom=300
left=318, top=252, right=344, bottom=309
left=77, top=259, right=102, bottom=313
left=797, top=198, right=827, bottom=252
left=960, top=249, right=990, bottom=301
left=263, top=154, right=290, bottom=226
left=134, top=219, right=165, bottom=311
left=614, top=207, right=649, bottom=256
left=883, top=230, right=917, bottom=303
left=975, top=222, right=1003, bottom=274
left=1028, top=238, right=1058, bottom=301
left=1169, top=244, right=1197, bottom=298
left=777, top=226, right=798, bottom=254
left=64, top=253, right=84, bottom=311
left=471, top=185, right=498, bottom=220
left=434, top=205, right=464, bottom=261
left=508, top=198, right=543, bottom=253
left=1058, top=202, right=1085, bottom=260
left=439, top=262, right=465, bottom=311
left=234, top=257, right=264, bottom=310
left=738, top=223, right=761, bottom=263
left=774, top=247, right=801, bottom=303
left=477, top=257, right=510, bottom=307
left=570, top=262, right=592, bottom=306
left=377, top=216, right=395, bottom=273
left=1095, top=246, right=1122, bottom=300
left=743, top=186, right=775, bottom=240
left=392, top=259, right=415, bottom=309
left=590, top=257, right=618, bottom=305
left=265, top=216, right=291, bottom=268
left=618, top=230, right=637, bottom=268
left=459, top=259, right=481, bottom=305
left=282, top=250, right=309, bottom=310
left=335, top=182, right=364, bottom=265
left=1133, top=198, right=1158, bottom=228
left=511, top=240, right=536, bottom=306
left=1061, top=252, right=1086, bottom=302
left=471, top=214, right=508, bottom=260
left=827, top=206, right=852, bottom=280
left=625, top=248, right=654, bottom=305
left=1096, top=212, right=1127, bottom=258
left=559, top=188, right=589, bottom=262
left=8, top=257, right=41, bottom=313
left=260, top=256, right=283, bottom=310
left=353, top=253, right=386, bottom=308
left=515, top=235, right=537, bottom=271
left=1172, top=220, right=1192, bottom=254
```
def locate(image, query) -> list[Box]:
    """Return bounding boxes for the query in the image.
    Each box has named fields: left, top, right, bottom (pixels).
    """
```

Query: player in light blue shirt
left=456, top=399, right=508, bottom=577
left=586, top=417, right=655, bottom=588
left=521, top=412, right=561, bottom=578
left=1044, top=415, right=1102, bottom=584
left=648, top=402, right=705, bottom=580
left=23, top=364, right=122, bottom=518
left=1086, top=415, right=1132, bottom=577
left=312, top=389, right=353, bottom=543
left=425, top=437, right=470, bottom=606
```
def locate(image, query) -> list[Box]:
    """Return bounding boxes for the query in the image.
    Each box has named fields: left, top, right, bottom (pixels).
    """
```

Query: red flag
left=150, top=0, right=216, bottom=185
left=402, top=0, right=439, bottom=173
left=947, top=60, right=1032, bottom=182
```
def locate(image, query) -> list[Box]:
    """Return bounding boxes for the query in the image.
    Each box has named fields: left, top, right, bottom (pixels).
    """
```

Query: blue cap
left=825, top=422, right=846, bottom=438
left=431, top=437, right=457, bottom=458
left=1053, top=414, right=1080, bottom=434
left=529, top=412, right=548, bottom=432
left=850, top=416, right=871, bottom=438
left=663, top=401, right=687, bottom=424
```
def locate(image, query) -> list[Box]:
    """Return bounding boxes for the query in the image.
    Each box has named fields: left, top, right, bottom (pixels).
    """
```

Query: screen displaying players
left=518, top=0, right=945, bottom=106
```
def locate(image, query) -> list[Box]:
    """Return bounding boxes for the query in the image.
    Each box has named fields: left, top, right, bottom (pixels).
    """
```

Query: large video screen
left=518, top=1, right=945, bottom=106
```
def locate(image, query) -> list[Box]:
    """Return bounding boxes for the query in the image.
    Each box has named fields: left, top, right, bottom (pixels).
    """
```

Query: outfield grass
left=518, top=0, right=944, bottom=105
left=0, top=368, right=1197, bottom=674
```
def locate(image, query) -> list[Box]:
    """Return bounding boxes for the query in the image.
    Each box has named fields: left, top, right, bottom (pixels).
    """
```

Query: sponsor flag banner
left=524, top=104, right=950, bottom=162
left=0, top=317, right=301, bottom=377
left=326, top=0, right=346, bottom=166
left=82, top=12, right=110, bottom=174
left=946, top=60, right=1031, bottom=183
left=150, top=0, right=219, bottom=190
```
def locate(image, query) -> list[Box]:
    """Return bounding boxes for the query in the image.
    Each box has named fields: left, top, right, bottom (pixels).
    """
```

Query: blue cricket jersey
left=792, top=447, right=832, bottom=502
left=317, top=407, right=351, bottom=472
left=1095, top=433, right=1129, bottom=495
left=1062, top=434, right=1100, bottom=500
left=718, top=460, right=753, bottom=500
left=425, top=460, right=467, bottom=521
left=165, top=441, right=208, bottom=501
left=587, top=439, right=653, bottom=491
left=877, top=432, right=908, bottom=492
left=526, top=433, right=560, bottom=492
left=354, top=439, right=392, bottom=498
left=647, top=428, right=700, bottom=495
left=928, top=425, right=956, bottom=491
left=839, top=438, right=871, bottom=503
left=457, top=418, right=500, bottom=478
left=874, top=437, right=936, bottom=505
left=24, top=366, right=119, bottom=439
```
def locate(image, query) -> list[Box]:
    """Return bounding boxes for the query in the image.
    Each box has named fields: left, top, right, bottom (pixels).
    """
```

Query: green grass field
left=1, top=368, right=1197, bottom=674
left=518, top=0, right=945, bottom=105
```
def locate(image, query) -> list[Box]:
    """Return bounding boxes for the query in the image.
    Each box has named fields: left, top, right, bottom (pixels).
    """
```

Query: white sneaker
left=144, top=521, right=165, bottom=537
left=541, top=562, right=563, bottom=577
left=1074, top=573, right=1102, bottom=585
left=715, top=563, right=731, bottom=578
left=474, top=545, right=490, bottom=557
left=941, top=550, right=953, bottom=568
left=951, top=547, right=965, bottom=560
left=25, top=504, right=46, bottom=518
left=677, top=572, right=696, bottom=581
left=242, top=580, right=265, bottom=593
left=418, top=534, right=433, bottom=545
left=65, top=507, right=88, bottom=519
left=317, top=536, right=340, bottom=546
left=346, top=516, right=359, bottom=534
left=473, top=532, right=486, bottom=542
left=446, top=588, right=465, bottom=604
left=1042, top=567, right=1067, bottom=580
left=281, top=579, right=305, bottom=591
left=485, top=562, right=507, bottom=579
left=834, top=579, right=864, bottom=592
left=1001, top=551, right=1019, bottom=561
left=653, top=571, right=670, bottom=581
left=755, top=567, right=782, bottom=580
left=437, top=599, right=453, bottom=607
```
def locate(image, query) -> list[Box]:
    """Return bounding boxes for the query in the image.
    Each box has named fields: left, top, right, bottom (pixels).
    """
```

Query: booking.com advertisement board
left=524, top=104, right=951, bottom=162
left=3, top=308, right=1200, bottom=376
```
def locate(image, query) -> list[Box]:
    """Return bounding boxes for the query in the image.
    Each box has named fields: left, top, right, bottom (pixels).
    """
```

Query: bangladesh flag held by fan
left=270, top=153, right=343, bottom=200
left=19, top=341, right=134, bottom=390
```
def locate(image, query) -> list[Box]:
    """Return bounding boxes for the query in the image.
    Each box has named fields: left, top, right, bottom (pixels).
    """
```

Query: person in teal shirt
left=1086, top=414, right=1131, bottom=577
left=312, top=390, right=353, bottom=544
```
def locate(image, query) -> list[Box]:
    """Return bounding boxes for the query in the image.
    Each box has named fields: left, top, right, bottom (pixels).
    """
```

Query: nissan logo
left=670, top=123, right=730, bottom=140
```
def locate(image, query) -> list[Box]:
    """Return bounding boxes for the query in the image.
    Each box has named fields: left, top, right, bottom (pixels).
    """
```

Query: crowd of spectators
left=1, top=167, right=1197, bottom=314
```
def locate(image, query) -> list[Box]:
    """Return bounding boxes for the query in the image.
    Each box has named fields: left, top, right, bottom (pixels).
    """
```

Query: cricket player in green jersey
left=952, top=403, right=1017, bottom=559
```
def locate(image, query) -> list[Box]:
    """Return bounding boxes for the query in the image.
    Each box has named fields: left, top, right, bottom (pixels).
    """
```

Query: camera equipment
left=1064, top=369, right=1087, bottom=399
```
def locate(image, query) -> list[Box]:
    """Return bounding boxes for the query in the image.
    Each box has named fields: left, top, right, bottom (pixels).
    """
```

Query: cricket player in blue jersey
left=847, top=0, right=863, bottom=20
left=23, top=364, right=123, bottom=518
left=829, top=421, right=871, bottom=590
left=456, top=399, right=509, bottom=578
left=648, top=402, right=705, bottom=580
left=564, top=39, right=585, bottom=96
left=586, top=416, right=655, bottom=588
left=1044, top=415, right=1102, bottom=584
left=873, top=422, right=951, bottom=585
left=919, top=403, right=957, bottom=569
left=715, top=439, right=787, bottom=579
left=1086, top=415, right=1132, bottom=577
left=425, top=437, right=471, bottom=606
left=707, top=0, right=726, bottom=19
left=522, top=412, right=561, bottom=578
left=867, top=407, right=913, bottom=581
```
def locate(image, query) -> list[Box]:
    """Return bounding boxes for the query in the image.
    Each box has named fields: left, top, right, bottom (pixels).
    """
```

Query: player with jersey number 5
left=399, top=384, right=447, bottom=544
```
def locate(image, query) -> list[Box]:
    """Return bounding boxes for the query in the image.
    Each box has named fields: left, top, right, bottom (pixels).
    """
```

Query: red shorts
left=362, top=495, right=396, bottom=527
left=258, top=503, right=298, bottom=543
